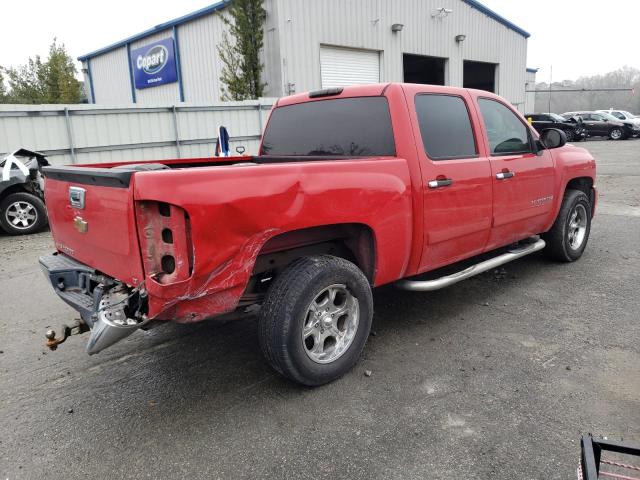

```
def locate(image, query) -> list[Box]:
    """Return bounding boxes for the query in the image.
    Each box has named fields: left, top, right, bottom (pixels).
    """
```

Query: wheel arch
left=565, top=176, right=594, bottom=198
left=0, top=182, right=30, bottom=201
left=252, top=223, right=377, bottom=284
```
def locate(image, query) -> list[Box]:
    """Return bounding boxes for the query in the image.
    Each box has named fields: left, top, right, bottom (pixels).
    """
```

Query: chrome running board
left=396, top=238, right=546, bottom=292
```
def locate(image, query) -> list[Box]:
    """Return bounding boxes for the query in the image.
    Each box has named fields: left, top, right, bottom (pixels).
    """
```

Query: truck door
left=474, top=96, right=555, bottom=250
left=406, top=89, right=493, bottom=272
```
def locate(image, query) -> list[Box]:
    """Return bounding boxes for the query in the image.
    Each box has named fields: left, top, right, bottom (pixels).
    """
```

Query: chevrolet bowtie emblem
left=73, top=216, right=88, bottom=233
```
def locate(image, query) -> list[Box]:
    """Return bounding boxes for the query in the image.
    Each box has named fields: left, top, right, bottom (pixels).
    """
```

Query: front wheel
left=258, top=255, right=373, bottom=386
left=609, top=128, right=623, bottom=140
left=543, top=189, right=591, bottom=262
left=0, top=192, right=48, bottom=235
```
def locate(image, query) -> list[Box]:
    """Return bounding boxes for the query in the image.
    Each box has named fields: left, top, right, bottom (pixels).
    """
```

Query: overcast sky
left=2, top=0, right=640, bottom=83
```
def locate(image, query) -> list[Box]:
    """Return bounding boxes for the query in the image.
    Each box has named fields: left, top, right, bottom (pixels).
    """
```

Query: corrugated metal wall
left=274, top=0, right=528, bottom=108
left=82, top=11, right=229, bottom=105
left=0, top=100, right=275, bottom=166
left=86, top=47, right=131, bottom=104
left=82, top=0, right=528, bottom=108
left=179, top=12, right=228, bottom=103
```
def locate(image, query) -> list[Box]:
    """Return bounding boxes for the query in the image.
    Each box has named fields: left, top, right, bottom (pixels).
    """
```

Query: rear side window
left=478, top=98, right=532, bottom=155
left=261, top=97, right=395, bottom=156
left=414, top=94, right=477, bottom=160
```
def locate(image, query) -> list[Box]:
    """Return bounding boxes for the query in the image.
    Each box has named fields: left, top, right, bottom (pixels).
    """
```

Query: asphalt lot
left=1, top=139, right=639, bottom=479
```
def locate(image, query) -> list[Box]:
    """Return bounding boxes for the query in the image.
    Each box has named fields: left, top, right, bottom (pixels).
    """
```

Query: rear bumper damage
left=39, top=252, right=148, bottom=354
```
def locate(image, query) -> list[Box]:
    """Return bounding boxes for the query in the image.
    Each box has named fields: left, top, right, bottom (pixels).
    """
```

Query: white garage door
left=320, top=46, right=380, bottom=88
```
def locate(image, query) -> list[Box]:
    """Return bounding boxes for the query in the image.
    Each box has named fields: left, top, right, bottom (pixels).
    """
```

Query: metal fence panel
left=0, top=99, right=275, bottom=166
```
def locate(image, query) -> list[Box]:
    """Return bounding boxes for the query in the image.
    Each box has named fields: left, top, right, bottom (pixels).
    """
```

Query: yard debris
left=364, top=370, right=372, bottom=377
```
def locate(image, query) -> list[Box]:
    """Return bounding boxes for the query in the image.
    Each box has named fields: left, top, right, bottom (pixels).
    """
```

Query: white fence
left=0, top=99, right=276, bottom=166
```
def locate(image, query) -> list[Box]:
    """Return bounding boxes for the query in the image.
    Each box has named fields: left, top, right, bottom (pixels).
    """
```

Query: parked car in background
left=562, top=111, right=634, bottom=140
left=526, top=113, right=587, bottom=142
left=597, top=109, right=640, bottom=136
left=0, top=149, right=49, bottom=235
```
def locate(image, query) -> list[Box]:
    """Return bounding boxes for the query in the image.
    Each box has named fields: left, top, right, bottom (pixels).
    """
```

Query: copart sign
left=131, top=38, right=178, bottom=89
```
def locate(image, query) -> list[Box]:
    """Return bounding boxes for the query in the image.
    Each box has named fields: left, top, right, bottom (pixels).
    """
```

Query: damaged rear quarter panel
left=133, top=159, right=413, bottom=322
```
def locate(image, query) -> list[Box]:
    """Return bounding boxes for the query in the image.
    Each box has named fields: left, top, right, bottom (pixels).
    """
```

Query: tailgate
left=43, top=167, right=144, bottom=286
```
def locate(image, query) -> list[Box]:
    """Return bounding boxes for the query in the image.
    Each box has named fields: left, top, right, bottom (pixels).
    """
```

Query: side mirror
left=235, top=146, right=246, bottom=155
left=540, top=128, right=567, bottom=149
left=602, top=118, right=608, bottom=122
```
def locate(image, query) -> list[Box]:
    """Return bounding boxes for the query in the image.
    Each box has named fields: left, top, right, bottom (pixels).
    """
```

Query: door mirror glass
left=540, top=128, right=567, bottom=149
left=478, top=98, right=533, bottom=155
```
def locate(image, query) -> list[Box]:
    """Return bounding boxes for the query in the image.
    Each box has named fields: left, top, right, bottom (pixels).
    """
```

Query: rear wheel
left=609, top=128, right=623, bottom=140
left=543, top=189, right=591, bottom=262
left=258, top=255, right=373, bottom=386
left=0, top=192, right=48, bottom=235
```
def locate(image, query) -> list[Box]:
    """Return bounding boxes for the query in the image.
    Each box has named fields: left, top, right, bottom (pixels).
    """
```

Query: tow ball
left=45, top=319, right=90, bottom=350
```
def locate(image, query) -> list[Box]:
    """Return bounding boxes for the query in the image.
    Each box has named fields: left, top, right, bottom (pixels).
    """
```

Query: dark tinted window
left=478, top=98, right=532, bottom=155
left=414, top=94, right=477, bottom=160
left=261, top=97, right=395, bottom=156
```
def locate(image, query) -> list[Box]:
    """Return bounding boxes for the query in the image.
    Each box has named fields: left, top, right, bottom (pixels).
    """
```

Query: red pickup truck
left=40, top=83, right=596, bottom=386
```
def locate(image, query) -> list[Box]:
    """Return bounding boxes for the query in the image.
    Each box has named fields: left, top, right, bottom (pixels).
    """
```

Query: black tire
left=0, top=192, right=48, bottom=235
left=609, top=128, right=623, bottom=140
left=542, top=189, right=591, bottom=262
left=258, top=255, right=373, bottom=386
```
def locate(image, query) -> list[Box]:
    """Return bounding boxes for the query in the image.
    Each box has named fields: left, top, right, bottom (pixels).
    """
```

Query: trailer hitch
left=45, top=319, right=90, bottom=350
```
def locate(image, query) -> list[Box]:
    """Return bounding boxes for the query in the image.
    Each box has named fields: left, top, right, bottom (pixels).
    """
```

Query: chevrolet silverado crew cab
left=40, top=83, right=596, bottom=386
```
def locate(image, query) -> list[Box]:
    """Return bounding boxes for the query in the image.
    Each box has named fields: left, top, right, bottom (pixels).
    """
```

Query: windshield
left=549, top=113, right=566, bottom=122
left=621, top=111, right=636, bottom=118
left=261, top=97, right=396, bottom=156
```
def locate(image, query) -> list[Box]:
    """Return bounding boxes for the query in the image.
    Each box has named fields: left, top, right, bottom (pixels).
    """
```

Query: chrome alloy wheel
left=5, top=201, right=38, bottom=230
left=568, top=204, right=588, bottom=250
left=302, top=284, right=359, bottom=364
left=610, top=128, right=622, bottom=140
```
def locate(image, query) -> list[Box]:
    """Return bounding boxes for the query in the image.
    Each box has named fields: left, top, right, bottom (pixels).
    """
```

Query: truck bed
left=42, top=154, right=414, bottom=322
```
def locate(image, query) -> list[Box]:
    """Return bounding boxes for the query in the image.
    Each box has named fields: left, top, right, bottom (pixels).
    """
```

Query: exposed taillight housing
left=135, top=201, right=193, bottom=284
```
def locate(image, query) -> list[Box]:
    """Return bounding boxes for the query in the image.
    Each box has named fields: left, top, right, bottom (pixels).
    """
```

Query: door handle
left=428, top=178, right=453, bottom=188
left=496, top=171, right=515, bottom=180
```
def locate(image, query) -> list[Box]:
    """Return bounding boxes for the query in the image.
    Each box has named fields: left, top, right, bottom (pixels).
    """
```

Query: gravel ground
left=0, top=139, right=638, bottom=479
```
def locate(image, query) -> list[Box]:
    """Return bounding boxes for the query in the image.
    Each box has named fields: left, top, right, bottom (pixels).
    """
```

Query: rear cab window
left=478, top=98, right=533, bottom=155
left=414, top=94, right=478, bottom=160
left=261, top=97, right=395, bottom=156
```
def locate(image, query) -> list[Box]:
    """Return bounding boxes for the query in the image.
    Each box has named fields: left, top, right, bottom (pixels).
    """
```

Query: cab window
left=414, top=94, right=477, bottom=160
left=478, top=99, right=532, bottom=155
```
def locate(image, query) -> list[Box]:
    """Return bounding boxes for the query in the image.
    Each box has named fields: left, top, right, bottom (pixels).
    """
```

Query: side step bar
left=396, top=238, right=546, bottom=292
